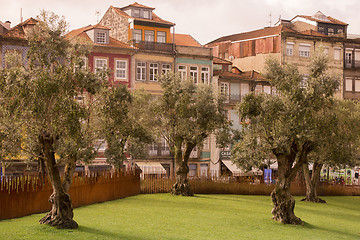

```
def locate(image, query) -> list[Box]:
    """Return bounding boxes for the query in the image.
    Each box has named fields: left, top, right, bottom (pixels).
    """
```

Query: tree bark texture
left=38, top=134, right=78, bottom=229
left=171, top=141, right=195, bottom=196
left=271, top=155, right=303, bottom=225
left=301, top=162, right=326, bottom=203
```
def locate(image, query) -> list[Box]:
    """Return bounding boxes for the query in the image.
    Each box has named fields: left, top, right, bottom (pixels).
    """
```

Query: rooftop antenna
left=268, top=12, right=272, bottom=27
left=95, top=10, right=101, bottom=23
left=20, top=8, right=23, bottom=23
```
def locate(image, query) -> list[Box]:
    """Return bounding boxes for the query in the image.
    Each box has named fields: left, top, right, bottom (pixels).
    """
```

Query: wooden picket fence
left=0, top=170, right=140, bottom=220
left=141, top=176, right=360, bottom=196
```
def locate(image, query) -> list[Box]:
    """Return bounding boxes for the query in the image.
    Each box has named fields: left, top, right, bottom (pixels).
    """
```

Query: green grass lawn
left=1, top=194, right=359, bottom=240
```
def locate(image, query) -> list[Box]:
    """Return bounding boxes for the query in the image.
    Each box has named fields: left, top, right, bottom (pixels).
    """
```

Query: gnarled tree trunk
left=171, top=141, right=195, bottom=196
left=301, top=162, right=326, bottom=203
left=271, top=155, right=303, bottom=225
left=38, top=134, right=78, bottom=229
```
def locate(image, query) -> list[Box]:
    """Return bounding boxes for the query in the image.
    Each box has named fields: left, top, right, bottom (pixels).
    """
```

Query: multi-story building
left=206, top=11, right=346, bottom=99
left=98, top=2, right=213, bottom=178
left=343, top=35, right=360, bottom=100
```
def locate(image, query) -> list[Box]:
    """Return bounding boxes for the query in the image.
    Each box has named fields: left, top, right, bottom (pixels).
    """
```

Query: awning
left=135, top=162, right=166, bottom=174
left=222, top=160, right=262, bottom=176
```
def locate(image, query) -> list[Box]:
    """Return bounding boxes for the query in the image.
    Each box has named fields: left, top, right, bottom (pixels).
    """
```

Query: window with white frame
left=220, top=82, right=229, bottom=101
left=323, top=47, right=329, bottom=56
left=189, top=164, right=197, bottom=177
left=178, top=65, right=187, bottom=79
left=190, top=66, right=198, bottom=84
left=94, top=58, right=107, bottom=73
left=345, top=50, right=353, bottom=64
left=148, top=142, right=157, bottom=156
left=334, top=48, right=341, bottom=60
left=149, top=63, right=158, bottom=81
left=143, top=10, right=150, bottom=19
left=115, top=60, right=127, bottom=80
left=255, top=84, right=262, bottom=94
left=96, top=32, right=106, bottom=44
left=201, top=67, right=210, bottom=84
left=264, top=85, right=271, bottom=94
left=136, top=62, right=146, bottom=81
left=157, top=31, right=166, bottom=43
left=133, top=29, right=142, bottom=43
left=161, top=138, right=170, bottom=155
left=133, top=9, right=140, bottom=18
left=300, top=75, right=308, bottom=88
left=200, top=164, right=208, bottom=177
left=286, top=42, right=294, bottom=56
left=162, top=64, right=171, bottom=74
left=240, top=83, right=249, bottom=100
left=299, top=44, right=310, bottom=57
left=346, top=78, right=353, bottom=92
left=355, top=79, right=360, bottom=92
left=356, top=50, right=360, bottom=65
left=328, top=28, right=334, bottom=36
left=145, top=30, right=154, bottom=42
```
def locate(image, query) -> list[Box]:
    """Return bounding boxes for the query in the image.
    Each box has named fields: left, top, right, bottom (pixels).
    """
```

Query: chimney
left=4, top=21, right=11, bottom=29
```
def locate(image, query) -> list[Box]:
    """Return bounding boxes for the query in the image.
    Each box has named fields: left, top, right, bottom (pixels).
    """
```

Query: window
left=328, top=28, right=334, bottom=36
left=190, top=66, right=198, bottom=84
left=200, top=164, right=208, bottom=177
left=264, top=85, right=271, bottom=94
left=133, top=29, right=142, bottom=43
left=136, top=62, right=146, bottom=81
left=162, top=64, right=171, bottom=74
left=149, top=142, right=157, bottom=156
left=345, top=50, right=353, bottom=64
left=240, top=83, right=249, bottom=99
left=143, top=10, right=150, bottom=19
left=323, top=47, right=329, bottom=56
left=178, top=65, right=187, bottom=79
left=300, top=75, right=308, bottom=88
left=356, top=50, right=360, bottom=67
left=96, top=32, right=106, bottom=44
left=334, top=48, right=341, bottom=60
left=221, top=82, right=229, bottom=102
left=133, top=9, right=140, bottom=18
left=203, top=137, right=210, bottom=150
left=189, top=164, right=197, bottom=177
left=337, top=29, right=343, bottom=34
left=286, top=42, right=294, bottom=56
left=161, top=138, right=170, bottom=155
left=355, top=79, right=360, bottom=92
left=157, top=31, right=166, bottom=43
left=299, top=44, right=310, bottom=57
left=149, top=63, right=158, bottom=81
left=271, top=86, right=277, bottom=95
left=94, top=58, right=107, bottom=73
left=201, top=67, right=210, bottom=84
left=255, top=85, right=262, bottom=94
left=346, top=78, right=353, bottom=92
left=115, top=60, right=127, bottom=80
left=145, top=30, right=154, bottom=42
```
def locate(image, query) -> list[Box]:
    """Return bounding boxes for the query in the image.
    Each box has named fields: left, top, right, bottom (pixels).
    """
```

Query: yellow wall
left=130, top=25, right=171, bottom=43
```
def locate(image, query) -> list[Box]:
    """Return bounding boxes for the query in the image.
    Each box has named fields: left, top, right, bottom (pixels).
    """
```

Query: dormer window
left=143, top=10, right=150, bottom=19
left=97, top=32, right=106, bottom=44
left=133, top=9, right=140, bottom=18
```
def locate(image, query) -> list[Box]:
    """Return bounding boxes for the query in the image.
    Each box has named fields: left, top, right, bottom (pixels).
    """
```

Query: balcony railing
left=131, top=40, right=175, bottom=52
left=345, top=60, right=360, bottom=69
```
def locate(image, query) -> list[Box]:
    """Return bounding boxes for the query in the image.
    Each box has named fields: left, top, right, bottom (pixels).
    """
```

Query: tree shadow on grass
left=303, top=222, right=360, bottom=239
left=77, top=226, right=150, bottom=240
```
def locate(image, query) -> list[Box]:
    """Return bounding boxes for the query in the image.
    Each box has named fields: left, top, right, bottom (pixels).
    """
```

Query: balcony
left=345, top=60, right=360, bottom=69
left=131, top=40, right=175, bottom=53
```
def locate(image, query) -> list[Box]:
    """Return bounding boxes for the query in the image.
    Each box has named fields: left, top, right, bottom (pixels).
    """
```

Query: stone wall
left=100, top=7, right=129, bottom=43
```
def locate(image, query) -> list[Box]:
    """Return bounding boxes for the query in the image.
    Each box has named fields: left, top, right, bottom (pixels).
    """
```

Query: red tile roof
left=2, top=17, right=38, bottom=39
left=213, top=57, right=232, bottom=65
left=169, top=33, right=202, bottom=47
left=299, top=29, right=328, bottom=37
left=291, top=15, right=348, bottom=26
left=214, top=69, right=264, bottom=81
left=207, top=25, right=295, bottom=45
left=111, top=5, right=174, bottom=26
left=121, top=2, right=155, bottom=10
left=66, top=25, right=135, bottom=49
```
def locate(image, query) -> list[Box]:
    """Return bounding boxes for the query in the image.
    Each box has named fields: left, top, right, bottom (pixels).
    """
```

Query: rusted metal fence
left=0, top=170, right=140, bottom=220
left=141, top=176, right=360, bottom=196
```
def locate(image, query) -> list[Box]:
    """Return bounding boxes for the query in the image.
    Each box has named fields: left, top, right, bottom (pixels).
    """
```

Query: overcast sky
left=2, top=0, right=360, bottom=45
